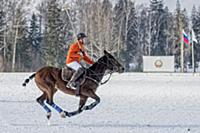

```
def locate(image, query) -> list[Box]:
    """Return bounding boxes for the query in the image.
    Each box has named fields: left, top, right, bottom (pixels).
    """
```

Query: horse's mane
left=88, top=55, right=106, bottom=71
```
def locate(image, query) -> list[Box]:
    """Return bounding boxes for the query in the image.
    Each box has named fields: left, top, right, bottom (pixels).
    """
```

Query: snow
left=0, top=72, right=200, bottom=133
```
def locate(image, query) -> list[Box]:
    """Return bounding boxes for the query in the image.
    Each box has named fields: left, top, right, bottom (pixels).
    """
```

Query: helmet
left=77, top=32, right=87, bottom=40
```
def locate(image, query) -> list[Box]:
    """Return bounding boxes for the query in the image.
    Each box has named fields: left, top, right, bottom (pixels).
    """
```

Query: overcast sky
left=32, top=0, right=200, bottom=15
left=134, top=0, right=200, bottom=14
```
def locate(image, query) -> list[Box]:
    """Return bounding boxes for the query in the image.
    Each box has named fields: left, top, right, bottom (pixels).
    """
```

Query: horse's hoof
left=60, top=111, right=66, bottom=118
left=67, top=112, right=74, bottom=117
left=46, top=112, right=51, bottom=120
left=64, top=111, right=72, bottom=117
left=83, top=106, right=89, bottom=110
left=67, top=111, right=79, bottom=117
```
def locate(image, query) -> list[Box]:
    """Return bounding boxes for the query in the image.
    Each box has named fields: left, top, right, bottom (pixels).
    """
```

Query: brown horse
left=22, top=50, right=124, bottom=120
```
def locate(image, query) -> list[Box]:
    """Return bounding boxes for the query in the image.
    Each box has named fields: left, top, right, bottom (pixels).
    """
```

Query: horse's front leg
left=82, top=90, right=100, bottom=111
left=68, top=96, right=88, bottom=117
left=68, top=90, right=100, bottom=117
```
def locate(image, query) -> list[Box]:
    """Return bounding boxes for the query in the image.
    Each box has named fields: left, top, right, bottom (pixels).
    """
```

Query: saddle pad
left=61, top=66, right=74, bottom=82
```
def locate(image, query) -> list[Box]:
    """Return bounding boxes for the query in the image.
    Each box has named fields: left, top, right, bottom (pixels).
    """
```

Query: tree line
left=0, top=0, right=200, bottom=72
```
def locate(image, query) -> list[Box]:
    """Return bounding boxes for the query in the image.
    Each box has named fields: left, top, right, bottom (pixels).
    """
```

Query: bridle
left=85, top=55, right=120, bottom=86
left=99, top=54, right=120, bottom=72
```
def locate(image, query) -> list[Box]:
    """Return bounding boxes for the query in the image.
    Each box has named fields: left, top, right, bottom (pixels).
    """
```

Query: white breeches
left=67, top=61, right=82, bottom=71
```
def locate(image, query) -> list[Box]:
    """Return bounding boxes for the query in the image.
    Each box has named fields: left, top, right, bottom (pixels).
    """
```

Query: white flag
left=192, top=30, right=198, bottom=43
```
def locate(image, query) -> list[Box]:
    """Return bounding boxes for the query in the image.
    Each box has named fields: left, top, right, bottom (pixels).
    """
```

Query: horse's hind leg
left=36, top=82, right=56, bottom=119
left=45, top=88, right=69, bottom=118
left=36, top=92, right=52, bottom=119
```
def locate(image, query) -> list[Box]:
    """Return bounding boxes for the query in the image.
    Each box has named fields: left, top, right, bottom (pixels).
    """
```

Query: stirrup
left=67, top=82, right=76, bottom=89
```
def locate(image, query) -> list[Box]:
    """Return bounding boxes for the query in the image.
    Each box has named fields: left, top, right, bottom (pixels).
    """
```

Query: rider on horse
left=66, top=32, right=94, bottom=95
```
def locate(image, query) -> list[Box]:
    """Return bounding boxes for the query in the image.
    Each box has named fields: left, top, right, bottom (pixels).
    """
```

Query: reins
left=84, top=71, right=113, bottom=86
left=85, top=56, right=116, bottom=86
left=99, top=72, right=112, bottom=85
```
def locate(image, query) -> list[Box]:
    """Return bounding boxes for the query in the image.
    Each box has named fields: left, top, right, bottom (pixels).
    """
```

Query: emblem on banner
left=154, top=60, right=163, bottom=68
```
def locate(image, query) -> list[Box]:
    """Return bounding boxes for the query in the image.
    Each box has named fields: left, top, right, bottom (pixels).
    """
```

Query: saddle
left=61, top=66, right=75, bottom=82
left=61, top=66, right=86, bottom=84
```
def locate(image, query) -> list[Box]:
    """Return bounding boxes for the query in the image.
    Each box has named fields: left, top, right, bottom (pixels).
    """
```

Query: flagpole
left=191, top=31, right=195, bottom=73
left=179, top=14, right=184, bottom=73
left=181, top=30, right=184, bottom=73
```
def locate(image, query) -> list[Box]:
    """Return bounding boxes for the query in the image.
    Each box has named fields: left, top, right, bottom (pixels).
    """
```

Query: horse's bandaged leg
left=39, top=102, right=51, bottom=113
left=50, top=103, right=63, bottom=113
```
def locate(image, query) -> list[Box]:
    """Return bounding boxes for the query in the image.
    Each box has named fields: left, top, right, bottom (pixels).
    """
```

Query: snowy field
left=0, top=73, right=200, bottom=133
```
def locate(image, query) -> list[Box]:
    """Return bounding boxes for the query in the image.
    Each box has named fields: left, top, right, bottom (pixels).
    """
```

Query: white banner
left=143, top=56, right=175, bottom=72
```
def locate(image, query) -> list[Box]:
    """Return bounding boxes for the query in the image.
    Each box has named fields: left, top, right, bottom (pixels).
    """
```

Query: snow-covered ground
left=0, top=72, right=200, bottom=133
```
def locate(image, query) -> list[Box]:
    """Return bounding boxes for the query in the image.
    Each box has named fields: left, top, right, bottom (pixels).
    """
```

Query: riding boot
left=67, top=68, right=85, bottom=95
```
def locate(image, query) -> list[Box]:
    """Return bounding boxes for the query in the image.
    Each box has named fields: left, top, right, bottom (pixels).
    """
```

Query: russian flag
left=183, top=30, right=189, bottom=44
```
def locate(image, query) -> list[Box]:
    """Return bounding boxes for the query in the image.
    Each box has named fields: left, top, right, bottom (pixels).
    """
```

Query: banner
left=143, top=56, right=175, bottom=72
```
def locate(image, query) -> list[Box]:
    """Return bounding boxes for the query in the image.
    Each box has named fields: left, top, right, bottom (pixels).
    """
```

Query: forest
left=0, top=0, right=200, bottom=72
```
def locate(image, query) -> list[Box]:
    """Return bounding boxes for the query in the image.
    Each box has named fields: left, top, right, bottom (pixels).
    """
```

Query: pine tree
left=6, top=0, right=32, bottom=72
left=113, top=0, right=139, bottom=71
left=164, top=7, right=174, bottom=56
left=15, top=8, right=30, bottom=71
left=0, top=4, right=6, bottom=51
left=149, top=0, right=167, bottom=56
left=112, top=0, right=126, bottom=59
left=28, top=13, right=42, bottom=71
left=0, top=0, right=16, bottom=71
left=137, top=6, right=149, bottom=71
left=101, top=0, right=113, bottom=52
left=0, top=1, right=6, bottom=71
left=138, top=7, right=149, bottom=56
left=1, top=0, right=15, bottom=71
left=173, top=0, right=190, bottom=70
left=173, top=0, right=182, bottom=68
left=192, top=6, right=200, bottom=64
left=43, top=0, right=65, bottom=67
left=125, top=1, right=138, bottom=71
left=155, top=6, right=174, bottom=56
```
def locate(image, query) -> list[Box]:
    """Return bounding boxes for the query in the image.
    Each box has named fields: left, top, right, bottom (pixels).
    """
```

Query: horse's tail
left=22, top=73, right=36, bottom=87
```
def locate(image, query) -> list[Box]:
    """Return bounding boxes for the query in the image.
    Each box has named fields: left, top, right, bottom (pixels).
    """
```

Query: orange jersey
left=66, top=41, right=94, bottom=65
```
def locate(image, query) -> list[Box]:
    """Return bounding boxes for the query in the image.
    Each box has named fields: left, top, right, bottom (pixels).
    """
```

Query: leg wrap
left=39, top=102, right=51, bottom=113
left=49, top=103, right=63, bottom=113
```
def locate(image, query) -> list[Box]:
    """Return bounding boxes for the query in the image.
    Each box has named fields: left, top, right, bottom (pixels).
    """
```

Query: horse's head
left=103, top=50, right=125, bottom=73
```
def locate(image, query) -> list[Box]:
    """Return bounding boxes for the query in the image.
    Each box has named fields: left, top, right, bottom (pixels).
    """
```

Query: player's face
left=79, top=38, right=85, bottom=44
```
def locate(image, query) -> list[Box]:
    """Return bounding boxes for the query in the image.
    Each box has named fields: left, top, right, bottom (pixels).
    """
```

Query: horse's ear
left=104, top=50, right=108, bottom=55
